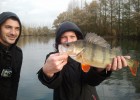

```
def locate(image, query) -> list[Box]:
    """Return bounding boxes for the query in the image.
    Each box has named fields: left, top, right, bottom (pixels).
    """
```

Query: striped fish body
left=59, top=40, right=121, bottom=69
left=59, top=33, right=139, bottom=76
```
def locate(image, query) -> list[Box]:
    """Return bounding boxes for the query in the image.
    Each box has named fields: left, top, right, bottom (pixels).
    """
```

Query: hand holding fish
left=106, top=56, right=130, bottom=71
left=42, top=53, right=68, bottom=78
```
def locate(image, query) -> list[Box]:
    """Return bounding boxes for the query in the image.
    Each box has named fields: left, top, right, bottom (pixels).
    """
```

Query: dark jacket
left=38, top=54, right=111, bottom=100
left=38, top=21, right=111, bottom=100
left=0, top=12, right=23, bottom=100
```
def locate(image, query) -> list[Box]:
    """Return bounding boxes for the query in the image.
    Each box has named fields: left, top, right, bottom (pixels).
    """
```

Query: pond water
left=17, top=36, right=140, bottom=100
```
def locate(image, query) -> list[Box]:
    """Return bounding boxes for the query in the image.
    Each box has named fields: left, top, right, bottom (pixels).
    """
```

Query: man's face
left=60, top=31, right=77, bottom=44
left=0, top=18, right=20, bottom=46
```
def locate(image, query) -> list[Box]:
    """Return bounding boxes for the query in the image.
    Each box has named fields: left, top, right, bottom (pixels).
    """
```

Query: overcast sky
left=0, top=0, right=92, bottom=28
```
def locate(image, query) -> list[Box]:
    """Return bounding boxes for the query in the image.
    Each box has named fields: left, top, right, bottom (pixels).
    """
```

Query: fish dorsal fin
left=84, top=32, right=110, bottom=48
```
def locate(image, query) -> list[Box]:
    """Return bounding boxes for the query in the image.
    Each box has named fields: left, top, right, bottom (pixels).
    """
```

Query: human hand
left=42, top=53, right=68, bottom=77
left=106, top=56, right=130, bottom=71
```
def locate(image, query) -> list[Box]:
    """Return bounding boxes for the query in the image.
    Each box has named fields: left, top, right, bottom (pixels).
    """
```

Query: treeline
left=22, top=25, right=54, bottom=36
left=21, top=0, right=140, bottom=38
left=53, top=0, right=140, bottom=38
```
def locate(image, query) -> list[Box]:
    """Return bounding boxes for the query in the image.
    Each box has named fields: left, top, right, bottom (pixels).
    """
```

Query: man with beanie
left=0, top=12, right=23, bottom=100
left=38, top=21, right=128, bottom=100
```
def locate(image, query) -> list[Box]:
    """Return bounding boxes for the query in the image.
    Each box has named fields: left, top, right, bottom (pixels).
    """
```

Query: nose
left=67, top=37, right=72, bottom=43
left=10, top=28, right=16, bottom=35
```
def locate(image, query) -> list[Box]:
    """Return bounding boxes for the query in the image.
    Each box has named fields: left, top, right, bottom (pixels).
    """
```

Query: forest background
left=22, top=0, right=140, bottom=39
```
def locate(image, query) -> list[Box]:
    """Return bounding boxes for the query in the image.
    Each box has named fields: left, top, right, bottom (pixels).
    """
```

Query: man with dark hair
left=38, top=21, right=128, bottom=100
left=0, top=11, right=23, bottom=100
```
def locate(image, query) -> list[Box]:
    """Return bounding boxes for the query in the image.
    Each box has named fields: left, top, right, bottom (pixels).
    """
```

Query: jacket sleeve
left=83, top=67, right=112, bottom=86
left=38, top=68, right=62, bottom=89
left=12, top=47, right=23, bottom=100
left=37, top=52, right=63, bottom=89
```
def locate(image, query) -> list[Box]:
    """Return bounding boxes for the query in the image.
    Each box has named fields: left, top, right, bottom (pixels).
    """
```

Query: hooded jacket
left=0, top=12, right=23, bottom=100
left=55, top=21, right=83, bottom=50
left=38, top=21, right=111, bottom=100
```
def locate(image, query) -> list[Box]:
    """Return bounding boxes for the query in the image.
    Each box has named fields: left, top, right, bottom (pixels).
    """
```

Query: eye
left=15, top=27, right=20, bottom=32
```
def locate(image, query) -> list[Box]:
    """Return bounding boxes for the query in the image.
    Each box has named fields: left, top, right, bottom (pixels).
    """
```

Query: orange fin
left=82, top=64, right=90, bottom=72
left=129, top=61, right=139, bottom=76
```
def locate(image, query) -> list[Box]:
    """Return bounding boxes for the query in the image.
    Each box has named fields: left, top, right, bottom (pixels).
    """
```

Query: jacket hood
left=0, top=11, right=22, bottom=46
left=55, top=21, right=83, bottom=50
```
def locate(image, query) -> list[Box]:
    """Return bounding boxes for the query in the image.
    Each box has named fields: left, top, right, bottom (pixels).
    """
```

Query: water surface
left=17, top=36, right=140, bottom=100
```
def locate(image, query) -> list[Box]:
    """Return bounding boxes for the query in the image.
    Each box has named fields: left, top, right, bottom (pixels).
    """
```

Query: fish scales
left=59, top=40, right=121, bottom=68
left=59, top=33, right=139, bottom=76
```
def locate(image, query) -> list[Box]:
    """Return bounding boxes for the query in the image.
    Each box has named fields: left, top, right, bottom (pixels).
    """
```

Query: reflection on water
left=17, top=36, right=54, bottom=100
left=97, top=38, right=140, bottom=100
left=17, top=36, right=140, bottom=100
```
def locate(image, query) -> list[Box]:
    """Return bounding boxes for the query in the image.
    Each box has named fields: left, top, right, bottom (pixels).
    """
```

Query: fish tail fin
left=128, top=60, right=139, bottom=76
left=125, top=50, right=140, bottom=76
left=81, top=64, right=90, bottom=72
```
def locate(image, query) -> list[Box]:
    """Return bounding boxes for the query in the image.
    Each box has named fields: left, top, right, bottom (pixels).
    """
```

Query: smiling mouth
left=9, top=38, right=16, bottom=40
left=8, top=36, right=16, bottom=40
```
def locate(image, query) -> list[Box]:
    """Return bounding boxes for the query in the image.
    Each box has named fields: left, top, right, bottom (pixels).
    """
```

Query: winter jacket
left=38, top=53, right=111, bottom=100
left=0, top=12, right=23, bottom=100
left=38, top=21, right=111, bottom=100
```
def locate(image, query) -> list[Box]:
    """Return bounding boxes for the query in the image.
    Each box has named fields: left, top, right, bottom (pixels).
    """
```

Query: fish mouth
left=58, top=44, right=84, bottom=58
left=58, top=44, right=76, bottom=55
left=58, top=44, right=81, bottom=57
left=58, top=45, right=67, bottom=53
